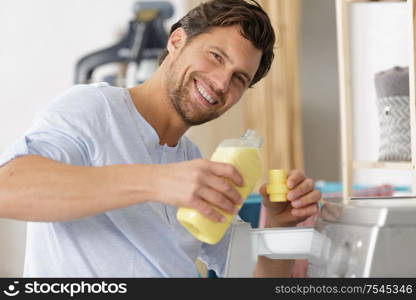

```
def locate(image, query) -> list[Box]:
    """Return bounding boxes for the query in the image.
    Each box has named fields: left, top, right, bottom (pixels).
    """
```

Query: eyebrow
left=212, top=46, right=252, bottom=85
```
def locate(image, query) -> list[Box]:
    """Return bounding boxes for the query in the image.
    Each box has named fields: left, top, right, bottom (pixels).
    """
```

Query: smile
left=194, top=80, right=218, bottom=105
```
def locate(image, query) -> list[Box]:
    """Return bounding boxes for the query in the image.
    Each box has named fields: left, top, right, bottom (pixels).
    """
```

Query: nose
left=210, top=68, right=232, bottom=95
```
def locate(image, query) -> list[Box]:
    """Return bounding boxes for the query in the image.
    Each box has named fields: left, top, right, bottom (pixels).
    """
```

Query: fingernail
left=221, top=216, right=227, bottom=223
left=287, top=192, right=295, bottom=201
left=292, top=200, right=301, bottom=207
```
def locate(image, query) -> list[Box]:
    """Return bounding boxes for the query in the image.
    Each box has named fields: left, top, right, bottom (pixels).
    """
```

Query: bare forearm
left=253, top=257, right=293, bottom=277
left=0, top=155, right=157, bottom=221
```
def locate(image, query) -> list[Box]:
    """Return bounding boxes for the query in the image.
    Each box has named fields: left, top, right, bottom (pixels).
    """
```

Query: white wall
left=0, top=0, right=185, bottom=277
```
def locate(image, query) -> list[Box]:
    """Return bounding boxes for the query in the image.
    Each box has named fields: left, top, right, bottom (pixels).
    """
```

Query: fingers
left=290, top=189, right=321, bottom=208
left=290, top=189, right=321, bottom=218
left=198, top=187, right=239, bottom=214
left=287, top=169, right=305, bottom=189
left=190, top=160, right=244, bottom=222
left=191, top=198, right=227, bottom=223
left=259, top=184, right=267, bottom=197
left=209, top=161, right=244, bottom=187
left=287, top=178, right=315, bottom=201
left=205, top=175, right=243, bottom=205
left=286, top=170, right=319, bottom=216
left=291, top=203, right=319, bottom=218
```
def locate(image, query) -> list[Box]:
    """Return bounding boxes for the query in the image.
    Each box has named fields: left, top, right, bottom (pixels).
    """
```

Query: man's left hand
left=259, top=169, right=321, bottom=227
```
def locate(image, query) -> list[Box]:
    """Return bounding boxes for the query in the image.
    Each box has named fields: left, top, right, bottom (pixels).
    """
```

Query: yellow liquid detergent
left=177, top=130, right=263, bottom=244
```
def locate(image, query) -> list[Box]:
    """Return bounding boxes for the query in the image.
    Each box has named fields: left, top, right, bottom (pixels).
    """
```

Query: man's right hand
left=153, top=159, right=244, bottom=222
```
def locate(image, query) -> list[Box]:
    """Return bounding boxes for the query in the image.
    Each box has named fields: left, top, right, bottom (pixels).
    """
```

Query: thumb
left=259, top=184, right=269, bottom=199
left=260, top=182, right=289, bottom=213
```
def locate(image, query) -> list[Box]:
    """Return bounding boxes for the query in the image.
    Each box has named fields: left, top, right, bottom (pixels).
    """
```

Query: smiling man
left=0, top=0, right=320, bottom=277
left=162, top=25, right=259, bottom=125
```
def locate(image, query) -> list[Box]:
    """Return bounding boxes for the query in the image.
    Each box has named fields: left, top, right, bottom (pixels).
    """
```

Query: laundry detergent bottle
left=176, top=129, right=263, bottom=244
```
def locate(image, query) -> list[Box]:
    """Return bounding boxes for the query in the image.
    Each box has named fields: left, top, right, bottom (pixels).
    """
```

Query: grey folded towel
left=375, top=66, right=409, bottom=98
left=375, top=66, right=410, bottom=161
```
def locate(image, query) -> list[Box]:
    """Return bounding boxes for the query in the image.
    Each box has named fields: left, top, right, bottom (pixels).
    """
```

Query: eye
left=211, top=51, right=222, bottom=63
left=235, top=74, right=247, bottom=86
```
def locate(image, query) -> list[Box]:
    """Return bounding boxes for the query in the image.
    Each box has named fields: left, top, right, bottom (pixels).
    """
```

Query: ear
left=167, top=27, right=187, bottom=58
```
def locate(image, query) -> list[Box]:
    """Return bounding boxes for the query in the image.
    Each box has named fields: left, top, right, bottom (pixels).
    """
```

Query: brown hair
left=159, top=0, right=275, bottom=87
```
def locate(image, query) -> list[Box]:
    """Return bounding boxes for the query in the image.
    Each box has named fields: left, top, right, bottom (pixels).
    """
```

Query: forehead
left=191, top=25, right=262, bottom=77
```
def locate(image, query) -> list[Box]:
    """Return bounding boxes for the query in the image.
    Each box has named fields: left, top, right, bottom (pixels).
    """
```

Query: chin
left=184, top=113, right=221, bottom=126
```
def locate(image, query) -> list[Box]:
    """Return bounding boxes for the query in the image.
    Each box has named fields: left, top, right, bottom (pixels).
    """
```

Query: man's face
left=165, top=25, right=262, bottom=126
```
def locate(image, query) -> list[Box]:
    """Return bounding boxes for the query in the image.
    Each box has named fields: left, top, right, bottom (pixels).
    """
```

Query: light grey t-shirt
left=0, top=83, right=230, bottom=277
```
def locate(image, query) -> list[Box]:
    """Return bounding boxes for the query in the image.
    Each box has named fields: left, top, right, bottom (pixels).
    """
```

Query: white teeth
left=196, top=82, right=217, bottom=104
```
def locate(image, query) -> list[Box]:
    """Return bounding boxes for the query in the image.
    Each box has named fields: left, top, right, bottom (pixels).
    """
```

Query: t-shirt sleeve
left=0, top=84, right=109, bottom=167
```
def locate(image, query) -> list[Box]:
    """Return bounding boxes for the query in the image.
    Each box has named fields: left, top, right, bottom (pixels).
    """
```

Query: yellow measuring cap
left=266, top=169, right=288, bottom=202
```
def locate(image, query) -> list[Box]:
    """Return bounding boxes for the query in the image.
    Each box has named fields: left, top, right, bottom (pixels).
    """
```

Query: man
left=0, top=0, right=320, bottom=277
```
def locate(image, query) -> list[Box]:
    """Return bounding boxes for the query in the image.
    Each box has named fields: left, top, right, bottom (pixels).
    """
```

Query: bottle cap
left=269, top=169, right=287, bottom=183
left=267, top=169, right=288, bottom=202
left=241, top=129, right=263, bottom=148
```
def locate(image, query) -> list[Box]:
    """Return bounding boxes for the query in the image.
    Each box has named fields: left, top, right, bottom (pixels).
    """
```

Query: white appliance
left=224, top=197, right=416, bottom=277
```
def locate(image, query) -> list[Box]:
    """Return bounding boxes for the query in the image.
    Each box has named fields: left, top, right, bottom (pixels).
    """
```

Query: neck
left=128, top=67, right=189, bottom=147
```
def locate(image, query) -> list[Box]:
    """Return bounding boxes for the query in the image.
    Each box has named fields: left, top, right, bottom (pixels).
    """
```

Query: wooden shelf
left=336, top=0, right=416, bottom=202
left=344, top=0, right=405, bottom=3
left=353, top=161, right=413, bottom=170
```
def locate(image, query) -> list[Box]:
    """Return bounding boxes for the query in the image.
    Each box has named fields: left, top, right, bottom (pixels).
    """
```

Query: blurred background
left=0, top=0, right=410, bottom=276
